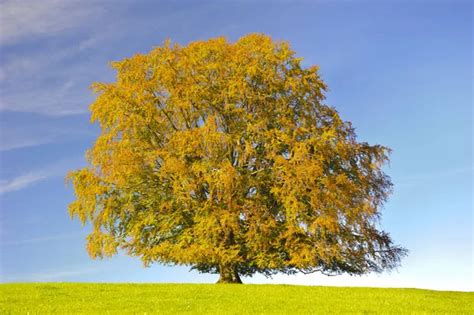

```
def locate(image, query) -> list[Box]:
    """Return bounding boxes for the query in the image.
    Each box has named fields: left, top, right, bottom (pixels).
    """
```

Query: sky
left=0, top=0, right=472, bottom=291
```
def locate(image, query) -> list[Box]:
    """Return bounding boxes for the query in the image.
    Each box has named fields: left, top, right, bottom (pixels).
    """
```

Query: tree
left=68, top=34, right=406, bottom=283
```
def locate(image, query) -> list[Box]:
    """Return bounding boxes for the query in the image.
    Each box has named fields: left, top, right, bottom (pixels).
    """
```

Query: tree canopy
left=68, top=34, right=406, bottom=283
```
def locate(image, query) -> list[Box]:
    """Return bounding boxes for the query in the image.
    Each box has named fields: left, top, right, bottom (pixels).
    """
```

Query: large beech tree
left=68, top=34, right=406, bottom=283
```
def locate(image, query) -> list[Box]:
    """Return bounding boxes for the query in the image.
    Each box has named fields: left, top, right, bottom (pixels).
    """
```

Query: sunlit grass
left=0, top=283, right=472, bottom=314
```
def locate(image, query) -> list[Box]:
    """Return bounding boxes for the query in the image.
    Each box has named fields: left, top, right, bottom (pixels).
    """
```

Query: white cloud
left=395, top=166, right=473, bottom=187
left=0, top=78, right=93, bottom=116
left=0, top=33, right=104, bottom=116
left=0, top=233, right=81, bottom=246
left=0, top=115, right=96, bottom=151
left=0, top=35, right=101, bottom=82
left=0, top=137, right=53, bottom=152
left=0, top=2, right=105, bottom=115
left=1, top=266, right=100, bottom=282
left=0, top=172, right=50, bottom=194
left=0, top=0, right=102, bottom=45
left=0, top=156, right=84, bottom=194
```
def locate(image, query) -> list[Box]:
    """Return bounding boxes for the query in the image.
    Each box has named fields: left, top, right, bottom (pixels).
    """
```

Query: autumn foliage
left=68, top=34, right=406, bottom=283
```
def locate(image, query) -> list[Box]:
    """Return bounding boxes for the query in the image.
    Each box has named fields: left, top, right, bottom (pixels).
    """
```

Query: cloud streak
left=0, top=156, right=85, bottom=194
left=0, top=172, right=51, bottom=194
left=0, top=84, right=92, bottom=117
left=395, top=166, right=473, bottom=187
left=0, top=0, right=102, bottom=45
left=0, top=233, right=82, bottom=246
left=0, top=1, right=109, bottom=116
left=1, top=266, right=101, bottom=282
left=0, top=35, right=100, bottom=83
left=0, top=36, right=101, bottom=116
left=0, top=137, right=54, bottom=152
left=0, top=114, right=96, bottom=151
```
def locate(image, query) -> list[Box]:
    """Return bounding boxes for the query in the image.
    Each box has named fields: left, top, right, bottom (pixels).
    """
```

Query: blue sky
left=0, top=0, right=472, bottom=291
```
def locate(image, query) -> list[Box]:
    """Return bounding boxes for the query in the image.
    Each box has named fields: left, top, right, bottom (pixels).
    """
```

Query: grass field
left=0, top=283, right=472, bottom=314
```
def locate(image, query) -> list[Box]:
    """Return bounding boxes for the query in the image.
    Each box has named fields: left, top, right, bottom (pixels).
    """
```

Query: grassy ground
left=0, top=283, right=472, bottom=314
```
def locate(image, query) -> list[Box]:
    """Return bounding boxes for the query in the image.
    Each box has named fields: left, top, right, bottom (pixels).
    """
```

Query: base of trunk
left=217, top=266, right=242, bottom=284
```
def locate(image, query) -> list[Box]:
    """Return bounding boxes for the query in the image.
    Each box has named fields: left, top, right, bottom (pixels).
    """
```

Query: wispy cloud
left=0, top=156, right=84, bottom=194
left=395, top=166, right=473, bottom=187
left=1, top=266, right=101, bottom=282
left=0, top=233, right=82, bottom=246
left=0, top=0, right=102, bottom=45
left=0, top=172, right=51, bottom=194
left=0, top=114, right=96, bottom=151
left=0, top=1, right=214, bottom=117
left=0, top=0, right=109, bottom=116
left=0, top=137, right=54, bottom=152
left=0, top=35, right=103, bottom=116
left=0, top=35, right=100, bottom=82
left=0, top=1, right=210, bottom=116
left=0, top=82, right=93, bottom=116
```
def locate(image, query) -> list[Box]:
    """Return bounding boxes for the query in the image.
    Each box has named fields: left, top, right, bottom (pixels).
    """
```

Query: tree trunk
left=217, top=265, right=242, bottom=284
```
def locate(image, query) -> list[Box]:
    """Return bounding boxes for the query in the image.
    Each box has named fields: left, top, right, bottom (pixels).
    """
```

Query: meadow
left=0, top=283, right=472, bottom=314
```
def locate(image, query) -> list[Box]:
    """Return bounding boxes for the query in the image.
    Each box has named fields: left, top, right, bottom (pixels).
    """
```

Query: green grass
left=0, top=283, right=472, bottom=314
